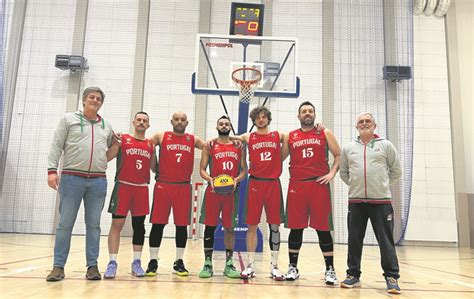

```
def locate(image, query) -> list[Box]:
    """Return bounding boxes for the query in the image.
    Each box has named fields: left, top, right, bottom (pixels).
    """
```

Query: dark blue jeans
left=346, top=203, right=400, bottom=279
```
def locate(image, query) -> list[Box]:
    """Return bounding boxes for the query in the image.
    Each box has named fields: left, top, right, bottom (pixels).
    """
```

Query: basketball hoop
left=232, top=67, right=262, bottom=104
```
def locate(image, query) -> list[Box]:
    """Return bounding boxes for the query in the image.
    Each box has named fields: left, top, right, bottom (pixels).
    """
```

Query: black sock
left=289, top=252, right=299, bottom=266
left=204, top=249, right=213, bottom=261
left=225, top=249, right=233, bottom=261
left=324, top=255, right=334, bottom=270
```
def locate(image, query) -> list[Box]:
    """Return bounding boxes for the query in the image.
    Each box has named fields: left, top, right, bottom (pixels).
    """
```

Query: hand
left=205, top=140, right=214, bottom=150
left=112, top=132, right=122, bottom=145
left=205, top=138, right=218, bottom=150
left=209, top=178, right=215, bottom=191
left=316, top=172, right=335, bottom=184
left=315, top=123, right=325, bottom=134
left=232, top=140, right=243, bottom=149
left=48, top=173, right=59, bottom=190
left=233, top=179, right=238, bottom=192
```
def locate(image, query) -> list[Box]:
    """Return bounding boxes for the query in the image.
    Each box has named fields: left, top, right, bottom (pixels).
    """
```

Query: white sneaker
left=270, top=264, right=285, bottom=281
left=285, top=264, right=300, bottom=281
left=325, top=266, right=337, bottom=285
left=240, top=263, right=256, bottom=279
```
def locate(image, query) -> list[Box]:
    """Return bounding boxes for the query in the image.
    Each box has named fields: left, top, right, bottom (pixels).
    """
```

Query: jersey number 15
left=302, top=148, right=314, bottom=158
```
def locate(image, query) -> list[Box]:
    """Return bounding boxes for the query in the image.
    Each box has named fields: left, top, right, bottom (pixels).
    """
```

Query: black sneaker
left=386, top=276, right=401, bottom=294
left=173, top=259, right=189, bottom=276
left=145, top=259, right=158, bottom=277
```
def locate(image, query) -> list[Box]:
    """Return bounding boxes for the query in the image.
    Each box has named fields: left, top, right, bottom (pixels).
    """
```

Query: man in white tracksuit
left=339, top=112, right=402, bottom=295
left=47, top=87, right=114, bottom=282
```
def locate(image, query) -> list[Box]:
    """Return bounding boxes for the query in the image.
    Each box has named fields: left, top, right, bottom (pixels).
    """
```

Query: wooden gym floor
left=0, top=233, right=473, bottom=298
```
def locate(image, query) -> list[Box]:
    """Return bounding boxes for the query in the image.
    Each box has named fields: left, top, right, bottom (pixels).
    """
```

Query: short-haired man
left=145, top=112, right=205, bottom=276
left=197, top=116, right=247, bottom=279
left=339, top=112, right=402, bottom=294
left=282, top=101, right=341, bottom=285
left=103, top=112, right=156, bottom=278
left=46, top=87, right=114, bottom=281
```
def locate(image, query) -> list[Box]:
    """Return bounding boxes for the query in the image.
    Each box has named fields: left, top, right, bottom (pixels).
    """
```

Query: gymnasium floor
left=0, top=233, right=473, bottom=298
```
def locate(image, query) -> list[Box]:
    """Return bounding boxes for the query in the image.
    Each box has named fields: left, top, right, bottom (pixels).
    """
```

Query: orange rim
left=231, top=67, right=262, bottom=87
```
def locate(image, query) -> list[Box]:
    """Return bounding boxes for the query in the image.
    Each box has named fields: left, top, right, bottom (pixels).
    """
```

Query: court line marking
left=0, top=275, right=473, bottom=293
left=0, top=249, right=86, bottom=266
left=2, top=238, right=472, bottom=287
left=0, top=241, right=53, bottom=248
left=0, top=254, right=57, bottom=266
left=402, top=267, right=474, bottom=289
left=237, top=251, right=249, bottom=284
left=399, top=260, right=474, bottom=280
left=0, top=266, right=38, bottom=277
left=363, top=253, right=474, bottom=280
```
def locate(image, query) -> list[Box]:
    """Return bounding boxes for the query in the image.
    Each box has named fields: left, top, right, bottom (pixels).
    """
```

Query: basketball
left=212, top=174, right=235, bottom=195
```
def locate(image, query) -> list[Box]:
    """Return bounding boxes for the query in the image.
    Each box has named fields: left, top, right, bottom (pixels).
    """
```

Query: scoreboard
left=229, top=2, right=264, bottom=37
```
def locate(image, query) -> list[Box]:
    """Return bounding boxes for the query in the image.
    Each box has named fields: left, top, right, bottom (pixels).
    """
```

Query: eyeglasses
left=357, top=119, right=373, bottom=125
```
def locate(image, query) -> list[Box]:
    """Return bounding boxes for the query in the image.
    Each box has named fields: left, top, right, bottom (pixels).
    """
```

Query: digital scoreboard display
left=229, top=2, right=264, bottom=36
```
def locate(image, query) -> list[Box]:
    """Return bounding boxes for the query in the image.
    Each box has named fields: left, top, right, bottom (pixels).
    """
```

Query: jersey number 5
left=136, top=159, right=143, bottom=170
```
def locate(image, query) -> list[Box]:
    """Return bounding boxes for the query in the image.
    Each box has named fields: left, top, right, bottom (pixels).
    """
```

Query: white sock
left=271, top=250, right=279, bottom=266
left=133, top=251, right=142, bottom=261
left=149, top=247, right=160, bottom=260
left=109, top=254, right=118, bottom=262
left=247, top=252, right=255, bottom=265
left=176, top=247, right=185, bottom=261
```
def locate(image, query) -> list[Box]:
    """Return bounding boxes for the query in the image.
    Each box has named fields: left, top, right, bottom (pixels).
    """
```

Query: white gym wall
left=1, top=0, right=467, bottom=246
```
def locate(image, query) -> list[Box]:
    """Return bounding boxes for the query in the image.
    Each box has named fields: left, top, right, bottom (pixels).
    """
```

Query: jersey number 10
left=222, top=161, right=234, bottom=170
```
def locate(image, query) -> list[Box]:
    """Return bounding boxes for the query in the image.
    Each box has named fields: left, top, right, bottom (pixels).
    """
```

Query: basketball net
left=232, top=67, right=262, bottom=104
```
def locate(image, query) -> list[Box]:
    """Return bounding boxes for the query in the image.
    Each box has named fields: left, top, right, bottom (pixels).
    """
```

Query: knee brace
left=149, top=223, right=165, bottom=247
left=131, top=216, right=146, bottom=245
left=175, top=225, right=188, bottom=248
left=288, top=228, right=304, bottom=251
left=316, top=230, right=334, bottom=252
left=268, top=224, right=281, bottom=251
left=203, top=226, right=216, bottom=249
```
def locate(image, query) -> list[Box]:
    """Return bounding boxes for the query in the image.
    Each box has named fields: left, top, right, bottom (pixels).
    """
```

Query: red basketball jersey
left=248, top=131, right=282, bottom=179
left=116, top=134, right=154, bottom=184
left=156, top=132, right=195, bottom=182
left=288, top=128, right=329, bottom=180
left=209, top=142, right=242, bottom=178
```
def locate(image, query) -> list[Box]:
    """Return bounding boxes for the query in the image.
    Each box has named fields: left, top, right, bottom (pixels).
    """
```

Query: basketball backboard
left=192, top=34, right=299, bottom=98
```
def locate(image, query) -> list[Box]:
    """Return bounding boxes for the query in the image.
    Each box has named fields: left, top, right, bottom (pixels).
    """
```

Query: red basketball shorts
left=108, top=182, right=149, bottom=216
left=150, top=181, right=192, bottom=226
left=285, top=179, right=333, bottom=230
left=199, top=185, right=239, bottom=228
left=244, top=177, right=284, bottom=225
